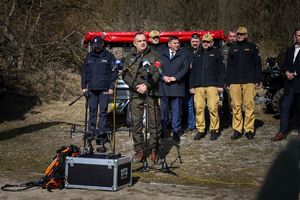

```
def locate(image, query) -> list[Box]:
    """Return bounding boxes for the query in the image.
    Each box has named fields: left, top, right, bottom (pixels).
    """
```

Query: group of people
left=80, top=27, right=300, bottom=163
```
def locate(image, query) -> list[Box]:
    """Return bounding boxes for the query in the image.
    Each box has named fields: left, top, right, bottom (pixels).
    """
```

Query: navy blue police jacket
left=81, top=49, right=118, bottom=90
left=159, top=47, right=189, bottom=97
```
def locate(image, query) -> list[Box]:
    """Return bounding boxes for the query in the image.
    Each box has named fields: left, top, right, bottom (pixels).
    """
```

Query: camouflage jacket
left=122, top=47, right=161, bottom=96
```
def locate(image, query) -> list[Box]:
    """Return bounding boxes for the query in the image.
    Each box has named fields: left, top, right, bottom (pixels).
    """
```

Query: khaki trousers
left=194, top=87, right=220, bottom=132
left=229, top=83, right=256, bottom=133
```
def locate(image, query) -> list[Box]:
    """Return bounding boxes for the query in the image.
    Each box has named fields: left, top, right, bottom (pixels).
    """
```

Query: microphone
left=143, top=60, right=151, bottom=73
left=154, top=61, right=163, bottom=75
left=112, top=57, right=125, bottom=71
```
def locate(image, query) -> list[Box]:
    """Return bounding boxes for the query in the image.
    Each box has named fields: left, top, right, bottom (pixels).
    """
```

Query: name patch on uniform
left=234, top=49, right=238, bottom=52
left=209, top=54, right=215, bottom=56
left=101, top=59, right=108, bottom=63
left=244, top=48, right=250, bottom=51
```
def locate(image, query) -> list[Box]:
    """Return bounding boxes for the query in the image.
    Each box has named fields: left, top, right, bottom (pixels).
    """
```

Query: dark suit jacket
left=158, top=47, right=189, bottom=97
left=282, top=45, right=300, bottom=94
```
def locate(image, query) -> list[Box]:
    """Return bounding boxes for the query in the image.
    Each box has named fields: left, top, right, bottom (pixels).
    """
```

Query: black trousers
left=279, top=88, right=300, bottom=134
left=88, top=90, right=109, bottom=132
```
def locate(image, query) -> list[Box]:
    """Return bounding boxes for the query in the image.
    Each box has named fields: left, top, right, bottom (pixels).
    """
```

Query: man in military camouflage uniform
left=122, top=32, right=161, bottom=162
left=227, top=26, right=262, bottom=140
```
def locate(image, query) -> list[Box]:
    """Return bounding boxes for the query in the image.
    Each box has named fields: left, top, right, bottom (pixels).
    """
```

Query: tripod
left=69, top=91, right=113, bottom=155
left=158, top=85, right=183, bottom=175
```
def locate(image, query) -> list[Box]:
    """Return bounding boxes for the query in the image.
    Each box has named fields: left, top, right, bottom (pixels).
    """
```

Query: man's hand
left=217, top=88, right=224, bottom=93
left=82, top=88, right=88, bottom=93
left=163, top=76, right=171, bottom=83
left=169, top=76, right=176, bottom=82
left=108, top=89, right=114, bottom=95
left=136, top=84, right=147, bottom=94
left=286, top=71, right=295, bottom=80
left=189, top=88, right=195, bottom=94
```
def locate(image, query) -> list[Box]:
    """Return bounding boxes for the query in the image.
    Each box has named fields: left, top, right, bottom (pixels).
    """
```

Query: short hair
left=228, top=28, right=236, bottom=33
left=133, top=31, right=145, bottom=39
left=191, top=33, right=200, bottom=39
left=168, top=36, right=179, bottom=43
left=294, top=28, right=300, bottom=35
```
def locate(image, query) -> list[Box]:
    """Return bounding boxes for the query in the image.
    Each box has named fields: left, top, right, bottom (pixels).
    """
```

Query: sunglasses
left=237, top=33, right=247, bottom=36
left=202, top=40, right=211, bottom=43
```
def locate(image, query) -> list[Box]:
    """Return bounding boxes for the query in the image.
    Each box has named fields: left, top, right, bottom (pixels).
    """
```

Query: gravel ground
left=0, top=99, right=298, bottom=199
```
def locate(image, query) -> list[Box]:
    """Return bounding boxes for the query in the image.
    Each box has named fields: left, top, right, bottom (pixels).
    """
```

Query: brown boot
left=150, top=148, right=158, bottom=162
left=132, top=149, right=144, bottom=163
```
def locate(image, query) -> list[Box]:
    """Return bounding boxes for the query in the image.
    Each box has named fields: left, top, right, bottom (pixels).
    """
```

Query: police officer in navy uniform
left=81, top=36, right=118, bottom=150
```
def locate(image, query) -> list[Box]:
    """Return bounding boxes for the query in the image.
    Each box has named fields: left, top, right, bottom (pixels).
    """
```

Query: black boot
left=210, top=130, right=219, bottom=140
left=194, top=132, right=206, bottom=140
left=231, top=131, right=243, bottom=140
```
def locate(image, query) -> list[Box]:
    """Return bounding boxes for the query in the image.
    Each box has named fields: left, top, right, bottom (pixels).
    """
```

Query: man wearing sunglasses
left=226, top=26, right=262, bottom=140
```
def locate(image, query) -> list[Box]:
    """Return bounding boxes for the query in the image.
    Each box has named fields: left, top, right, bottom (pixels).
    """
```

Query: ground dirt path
left=0, top=99, right=298, bottom=199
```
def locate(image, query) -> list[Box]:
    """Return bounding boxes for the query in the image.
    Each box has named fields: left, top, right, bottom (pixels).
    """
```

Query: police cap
left=91, top=36, right=104, bottom=47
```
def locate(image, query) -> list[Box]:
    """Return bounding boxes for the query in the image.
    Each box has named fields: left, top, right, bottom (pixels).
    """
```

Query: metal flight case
left=65, top=154, right=132, bottom=191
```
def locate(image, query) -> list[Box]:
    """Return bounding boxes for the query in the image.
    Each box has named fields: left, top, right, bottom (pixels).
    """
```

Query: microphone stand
left=157, top=67, right=180, bottom=175
left=140, top=63, right=150, bottom=172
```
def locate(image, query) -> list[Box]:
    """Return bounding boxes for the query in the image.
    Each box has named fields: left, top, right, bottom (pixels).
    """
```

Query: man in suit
left=159, top=36, right=189, bottom=143
left=271, top=28, right=300, bottom=141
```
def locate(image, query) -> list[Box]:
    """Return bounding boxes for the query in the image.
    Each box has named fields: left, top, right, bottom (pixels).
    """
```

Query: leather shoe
left=231, top=131, right=243, bottom=140
left=173, top=134, right=180, bottom=143
left=245, top=132, right=255, bottom=140
left=210, top=130, right=219, bottom=140
left=194, top=132, right=206, bottom=140
left=271, top=132, right=286, bottom=141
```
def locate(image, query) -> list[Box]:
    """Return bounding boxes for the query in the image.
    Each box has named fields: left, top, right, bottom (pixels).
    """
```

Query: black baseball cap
left=91, top=36, right=104, bottom=47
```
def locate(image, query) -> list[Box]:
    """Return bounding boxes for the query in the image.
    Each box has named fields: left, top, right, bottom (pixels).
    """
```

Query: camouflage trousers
left=129, top=94, right=161, bottom=151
